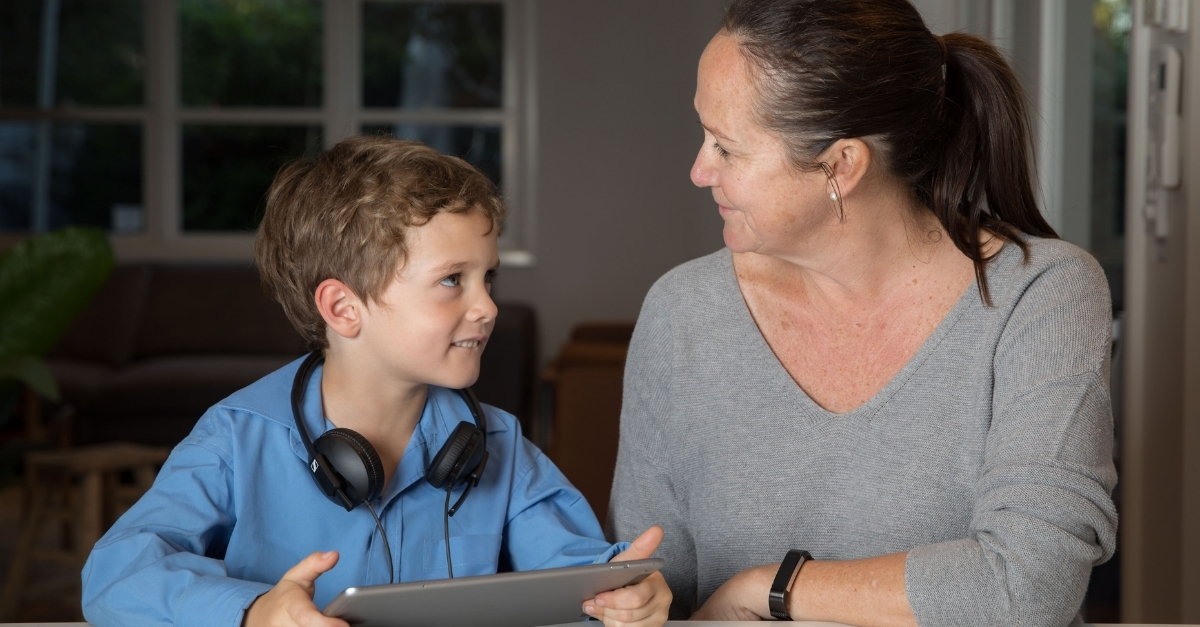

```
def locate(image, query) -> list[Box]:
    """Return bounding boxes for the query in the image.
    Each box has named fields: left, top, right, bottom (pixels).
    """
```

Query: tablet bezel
left=322, top=557, right=664, bottom=627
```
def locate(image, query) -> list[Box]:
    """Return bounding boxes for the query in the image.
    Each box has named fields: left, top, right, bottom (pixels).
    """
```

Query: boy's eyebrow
left=429, top=261, right=469, bottom=275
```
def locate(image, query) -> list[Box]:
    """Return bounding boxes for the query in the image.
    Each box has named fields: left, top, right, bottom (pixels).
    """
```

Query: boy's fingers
left=586, top=572, right=668, bottom=626
left=281, top=551, right=340, bottom=590
left=292, top=602, right=349, bottom=627
left=612, top=526, right=663, bottom=562
left=592, top=583, right=650, bottom=612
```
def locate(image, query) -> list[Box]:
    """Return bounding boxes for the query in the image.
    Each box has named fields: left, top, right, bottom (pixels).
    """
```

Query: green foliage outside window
left=180, top=0, right=322, bottom=108
left=362, top=2, right=503, bottom=109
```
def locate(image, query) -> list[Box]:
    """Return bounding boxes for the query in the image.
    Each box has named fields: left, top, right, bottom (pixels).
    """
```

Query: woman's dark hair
left=722, top=0, right=1057, bottom=304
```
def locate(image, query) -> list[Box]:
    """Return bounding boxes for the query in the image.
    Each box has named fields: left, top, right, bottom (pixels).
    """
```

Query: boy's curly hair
left=255, top=135, right=506, bottom=350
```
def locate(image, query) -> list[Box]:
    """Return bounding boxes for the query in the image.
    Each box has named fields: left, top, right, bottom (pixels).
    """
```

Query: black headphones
left=289, top=351, right=489, bottom=515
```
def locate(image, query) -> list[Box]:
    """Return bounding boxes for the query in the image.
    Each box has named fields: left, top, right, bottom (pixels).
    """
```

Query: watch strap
left=768, top=549, right=812, bottom=620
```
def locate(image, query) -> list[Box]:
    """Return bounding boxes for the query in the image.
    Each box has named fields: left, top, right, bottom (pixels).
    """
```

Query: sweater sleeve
left=905, top=251, right=1119, bottom=627
left=607, top=278, right=698, bottom=620
left=81, top=411, right=272, bottom=627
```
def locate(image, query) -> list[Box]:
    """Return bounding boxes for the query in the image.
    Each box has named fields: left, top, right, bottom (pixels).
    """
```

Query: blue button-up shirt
left=82, top=357, right=624, bottom=627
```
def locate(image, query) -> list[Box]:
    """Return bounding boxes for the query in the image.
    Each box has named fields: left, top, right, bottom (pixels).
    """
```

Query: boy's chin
left=434, top=370, right=481, bottom=391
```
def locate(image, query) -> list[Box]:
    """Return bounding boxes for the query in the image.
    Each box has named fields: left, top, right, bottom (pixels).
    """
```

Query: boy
left=81, top=136, right=670, bottom=627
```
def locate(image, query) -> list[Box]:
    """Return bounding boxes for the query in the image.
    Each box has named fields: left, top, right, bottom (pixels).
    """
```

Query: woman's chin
left=722, top=227, right=761, bottom=254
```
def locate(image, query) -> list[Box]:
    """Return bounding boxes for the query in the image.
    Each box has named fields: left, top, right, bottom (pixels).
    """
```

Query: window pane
left=0, top=3, right=42, bottom=107
left=0, top=0, right=144, bottom=108
left=1091, top=0, right=1130, bottom=271
left=182, top=125, right=320, bottom=232
left=362, top=3, right=503, bottom=109
left=0, top=122, right=37, bottom=229
left=364, top=124, right=501, bottom=188
left=0, top=121, right=142, bottom=232
left=179, top=0, right=322, bottom=108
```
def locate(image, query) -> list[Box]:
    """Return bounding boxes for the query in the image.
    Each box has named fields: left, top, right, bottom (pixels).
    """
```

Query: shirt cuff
left=595, top=542, right=630, bottom=563
left=176, top=574, right=273, bottom=627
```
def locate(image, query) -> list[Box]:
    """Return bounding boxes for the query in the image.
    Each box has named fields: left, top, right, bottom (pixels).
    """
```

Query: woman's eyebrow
left=699, top=120, right=735, bottom=142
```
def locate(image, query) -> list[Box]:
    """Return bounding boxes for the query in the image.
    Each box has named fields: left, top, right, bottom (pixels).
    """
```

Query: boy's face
left=358, top=209, right=499, bottom=390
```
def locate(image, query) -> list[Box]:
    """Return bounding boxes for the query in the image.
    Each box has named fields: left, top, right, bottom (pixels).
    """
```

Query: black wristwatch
left=768, top=549, right=812, bottom=620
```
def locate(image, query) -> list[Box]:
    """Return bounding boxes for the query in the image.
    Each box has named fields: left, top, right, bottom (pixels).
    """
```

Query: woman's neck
left=742, top=185, right=956, bottom=309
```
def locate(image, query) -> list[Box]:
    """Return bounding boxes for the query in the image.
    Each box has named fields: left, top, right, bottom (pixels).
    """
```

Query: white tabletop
left=3, top=623, right=1194, bottom=626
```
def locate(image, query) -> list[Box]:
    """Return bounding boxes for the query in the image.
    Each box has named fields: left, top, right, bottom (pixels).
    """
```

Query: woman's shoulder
left=643, top=248, right=735, bottom=309
left=986, top=235, right=1110, bottom=309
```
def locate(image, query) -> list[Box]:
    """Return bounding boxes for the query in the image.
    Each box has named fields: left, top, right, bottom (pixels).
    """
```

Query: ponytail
left=925, top=34, right=1057, bottom=305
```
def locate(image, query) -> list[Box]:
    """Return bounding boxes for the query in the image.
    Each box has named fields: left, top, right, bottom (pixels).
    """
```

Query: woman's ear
left=315, top=278, right=362, bottom=339
left=822, top=138, right=873, bottom=199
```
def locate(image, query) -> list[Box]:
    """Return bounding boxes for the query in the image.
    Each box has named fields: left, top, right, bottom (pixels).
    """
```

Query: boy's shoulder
left=213, top=355, right=308, bottom=430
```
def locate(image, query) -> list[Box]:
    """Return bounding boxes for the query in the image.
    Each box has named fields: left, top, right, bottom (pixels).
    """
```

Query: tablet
left=322, top=558, right=664, bottom=627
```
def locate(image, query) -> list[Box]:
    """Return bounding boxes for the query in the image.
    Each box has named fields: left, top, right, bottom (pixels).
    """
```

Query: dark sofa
left=47, top=263, right=537, bottom=447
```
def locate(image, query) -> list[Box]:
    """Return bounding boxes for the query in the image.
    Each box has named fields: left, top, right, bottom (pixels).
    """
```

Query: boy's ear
left=315, top=278, right=362, bottom=339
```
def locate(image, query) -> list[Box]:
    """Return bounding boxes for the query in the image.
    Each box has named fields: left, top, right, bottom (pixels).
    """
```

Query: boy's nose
left=471, top=290, right=499, bottom=323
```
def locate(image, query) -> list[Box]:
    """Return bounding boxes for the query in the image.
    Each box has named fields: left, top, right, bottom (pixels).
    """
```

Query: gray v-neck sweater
left=607, top=239, right=1118, bottom=627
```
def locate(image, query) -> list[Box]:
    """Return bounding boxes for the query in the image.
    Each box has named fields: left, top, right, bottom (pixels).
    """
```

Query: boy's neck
left=318, top=350, right=426, bottom=476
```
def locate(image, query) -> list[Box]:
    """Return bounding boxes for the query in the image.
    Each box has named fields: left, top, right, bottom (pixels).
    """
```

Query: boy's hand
left=583, top=526, right=672, bottom=627
left=243, top=551, right=349, bottom=627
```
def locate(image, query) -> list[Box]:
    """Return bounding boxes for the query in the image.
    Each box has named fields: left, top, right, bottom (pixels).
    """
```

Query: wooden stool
left=0, top=442, right=170, bottom=621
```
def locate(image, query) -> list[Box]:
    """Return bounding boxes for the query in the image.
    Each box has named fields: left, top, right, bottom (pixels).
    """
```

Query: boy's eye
left=484, top=269, right=497, bottom=284
left=439, top=274, right=461, bottom=287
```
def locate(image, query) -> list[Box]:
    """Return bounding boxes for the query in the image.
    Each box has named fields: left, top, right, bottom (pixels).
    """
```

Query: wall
left=493, top=0, right=725, bottom=362
left=1121, top=0, right=1200, bottom=621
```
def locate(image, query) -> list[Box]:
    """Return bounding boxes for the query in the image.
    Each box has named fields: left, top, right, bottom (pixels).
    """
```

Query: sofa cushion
left=133, top=265, right=307, bottom=359
left=47, top=265, right=151, bottom=367
left=46, top=359, right=118, bottom=403
left=72, top=355, right=300, bottom=446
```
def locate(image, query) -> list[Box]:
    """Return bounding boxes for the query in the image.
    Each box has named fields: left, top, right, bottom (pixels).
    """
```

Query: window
left=0, top=0, right=532, bottom=263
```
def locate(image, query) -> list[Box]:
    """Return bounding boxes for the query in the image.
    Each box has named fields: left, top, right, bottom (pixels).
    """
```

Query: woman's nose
left=691, top=148, right=715, bottom=188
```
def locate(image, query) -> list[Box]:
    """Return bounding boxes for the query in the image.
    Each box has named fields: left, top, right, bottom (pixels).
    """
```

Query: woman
left=607, top=1, right=1117, bottom=626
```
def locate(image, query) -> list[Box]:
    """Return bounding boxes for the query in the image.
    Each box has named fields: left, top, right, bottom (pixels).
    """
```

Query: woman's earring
left=830, top=192, right=838, bottom=201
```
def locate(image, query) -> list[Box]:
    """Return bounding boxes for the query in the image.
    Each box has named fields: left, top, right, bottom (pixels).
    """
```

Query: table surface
left=7, top=614, right=1190, bottom=619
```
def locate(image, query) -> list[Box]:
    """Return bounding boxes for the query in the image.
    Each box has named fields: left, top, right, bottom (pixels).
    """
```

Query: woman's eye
left=712, top=142, right=730, bottom=158
left=439, top=274, right=461, bottom=287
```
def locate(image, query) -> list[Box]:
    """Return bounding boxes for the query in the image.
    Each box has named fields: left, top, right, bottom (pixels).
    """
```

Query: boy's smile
left=355, top=209, right=500, bottom=391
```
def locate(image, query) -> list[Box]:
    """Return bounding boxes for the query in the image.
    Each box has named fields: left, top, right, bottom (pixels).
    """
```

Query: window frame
left=0, top=0, right=534, bottom=266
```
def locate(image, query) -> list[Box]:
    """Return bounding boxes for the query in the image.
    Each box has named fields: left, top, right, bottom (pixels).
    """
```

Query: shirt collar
left=220, top=356, right=507, bottom=498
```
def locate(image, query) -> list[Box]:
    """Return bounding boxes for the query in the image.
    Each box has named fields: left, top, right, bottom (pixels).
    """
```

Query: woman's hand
left=583, top=526, right=673, bottom=627
left=243, top=551, right=349, bottom=627
left=689, top=564, right=774, bottom=621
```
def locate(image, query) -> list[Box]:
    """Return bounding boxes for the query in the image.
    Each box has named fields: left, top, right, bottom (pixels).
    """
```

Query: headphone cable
left=444, top=487, right=454, bottom=578
left=363, top=500, right=394, bottom=584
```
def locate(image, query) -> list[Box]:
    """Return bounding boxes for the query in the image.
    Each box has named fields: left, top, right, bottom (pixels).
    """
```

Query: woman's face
left=690, top=34, right=833, bottom=256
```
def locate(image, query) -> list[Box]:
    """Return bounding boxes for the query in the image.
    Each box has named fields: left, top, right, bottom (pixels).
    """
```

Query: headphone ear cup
left=314, top=428, right=385, bottom=505
left=427, top=422, right=484, bottom=489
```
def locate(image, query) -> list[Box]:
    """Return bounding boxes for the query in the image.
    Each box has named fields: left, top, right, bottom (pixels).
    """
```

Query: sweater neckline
left=720, top=244, right=1015, bottom=422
